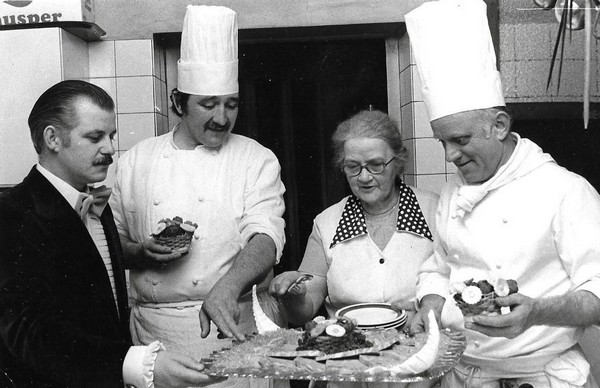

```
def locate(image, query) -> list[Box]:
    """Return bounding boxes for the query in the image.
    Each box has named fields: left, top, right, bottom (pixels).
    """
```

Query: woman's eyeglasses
left=342, top=158, right=395, bottom=177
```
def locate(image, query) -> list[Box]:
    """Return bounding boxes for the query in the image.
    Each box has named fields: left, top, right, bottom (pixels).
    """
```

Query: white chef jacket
left=110, top=129, right=285, bottom=304
left=417, top=134, right=600, bottom=376
left=299, top=183, right=438, bottom=317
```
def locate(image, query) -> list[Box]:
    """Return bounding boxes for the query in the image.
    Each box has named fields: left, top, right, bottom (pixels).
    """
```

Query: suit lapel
left=27, top=169, right=124, bottom=325
left=101, top=206, right=131, bottom=336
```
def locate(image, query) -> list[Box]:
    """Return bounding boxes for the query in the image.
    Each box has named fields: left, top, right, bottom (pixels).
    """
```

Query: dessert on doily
left=452, top=278, right=519, bottom=317
left=151, top=216, right=198, bottom=254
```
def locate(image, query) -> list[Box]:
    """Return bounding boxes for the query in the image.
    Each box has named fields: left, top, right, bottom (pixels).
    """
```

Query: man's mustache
left=94, top=156, right=113, bottom=166
left=205, top=120, right=230, bottom=132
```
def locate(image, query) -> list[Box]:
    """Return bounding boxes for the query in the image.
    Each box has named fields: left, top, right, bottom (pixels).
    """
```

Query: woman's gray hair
left=331, top=109, right=408, bottom=174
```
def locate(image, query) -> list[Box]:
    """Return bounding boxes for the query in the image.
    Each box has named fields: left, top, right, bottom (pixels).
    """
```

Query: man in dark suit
left=0, top=80, right=215, bottom=387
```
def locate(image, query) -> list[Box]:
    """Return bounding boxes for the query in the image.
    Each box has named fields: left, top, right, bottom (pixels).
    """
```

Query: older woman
left=269, top=109, right=439, bottom=388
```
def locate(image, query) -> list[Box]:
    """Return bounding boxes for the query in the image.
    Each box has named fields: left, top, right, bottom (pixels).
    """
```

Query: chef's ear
left=170, top=89, right=184, bottom=116
left=493, top=109, right=511, bottom=141
left=43, top=125, right=62, bottom=152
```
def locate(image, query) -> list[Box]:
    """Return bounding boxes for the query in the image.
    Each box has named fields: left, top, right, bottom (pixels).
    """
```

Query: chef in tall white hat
left=110, top=6, right=286, bottom=387
left=405, top=1, right=600, bottom=387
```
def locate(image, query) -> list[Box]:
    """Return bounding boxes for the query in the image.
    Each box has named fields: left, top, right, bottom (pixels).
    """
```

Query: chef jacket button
left=194, top=233, right=201, bottom=240
left=153, top=199, right=160, bottom=206
left=163, top=152, right=169, bottom=158
left=211, top=150, right=218, bottom=156
left=193, top=279, right=199, bottom=285
left=496, top=264, right=502, bottom=270
left=152, top=280, right=159, bottom=286
left=453, top=254, right=460, bottom=260
left=474, top=340, right=480, bottom=347
left=379, top=258, right=385, bottom=264
left=502, top=218, right=508, bottom=223
left=198, top=196, right=204, bottom=202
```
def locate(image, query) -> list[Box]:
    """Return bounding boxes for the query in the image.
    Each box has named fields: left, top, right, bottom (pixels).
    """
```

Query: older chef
left=109, top=4, right=286, bottom=381
left=405, top=0, right=600, bottom=387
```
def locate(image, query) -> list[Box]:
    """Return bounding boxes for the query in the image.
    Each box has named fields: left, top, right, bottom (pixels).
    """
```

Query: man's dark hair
left=28, top=80, right=114, bottom=154
left=170, top=88, right=190, bottom=118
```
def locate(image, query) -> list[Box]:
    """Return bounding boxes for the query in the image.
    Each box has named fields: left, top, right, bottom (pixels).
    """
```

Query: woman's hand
left=405, top=294, right=445, bottom=335
left=269, top=271, right=307, bottom=298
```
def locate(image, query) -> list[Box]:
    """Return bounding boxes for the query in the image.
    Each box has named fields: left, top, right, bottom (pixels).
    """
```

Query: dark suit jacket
left=0, top=167, right=131, bottom=387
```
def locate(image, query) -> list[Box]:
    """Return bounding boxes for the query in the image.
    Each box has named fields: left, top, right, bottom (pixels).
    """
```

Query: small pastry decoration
left=296, top=316, right=373, bottom=354
left=452, top=278, right=519, bottom=317
left=151, top=216, right=198, bottom=254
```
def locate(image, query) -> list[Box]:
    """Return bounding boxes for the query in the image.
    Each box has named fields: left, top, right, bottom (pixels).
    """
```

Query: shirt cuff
left=123, top=340, right=165, bottom=388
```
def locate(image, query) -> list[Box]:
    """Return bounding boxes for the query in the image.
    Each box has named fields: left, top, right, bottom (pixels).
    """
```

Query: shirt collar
left=329, top=181, right=433, bottom=248
left=36, top=164, right=84, bottom=211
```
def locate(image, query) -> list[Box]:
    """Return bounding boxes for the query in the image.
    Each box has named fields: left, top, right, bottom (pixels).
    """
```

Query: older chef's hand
left=154, top=350, right=221, bottom=388
left=465, top=293, right=534, bottom=339
left=199, top=282, right=246, bottom=341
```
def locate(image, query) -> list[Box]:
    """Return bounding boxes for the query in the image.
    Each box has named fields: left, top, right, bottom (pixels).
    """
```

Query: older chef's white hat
left=177, top=5, right=238, bottom=95
left=405, top=0, right=505, bottom=122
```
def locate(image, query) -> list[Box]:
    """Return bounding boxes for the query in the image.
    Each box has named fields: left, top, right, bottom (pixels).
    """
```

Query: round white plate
left=336, top=303, right=405, bottom=327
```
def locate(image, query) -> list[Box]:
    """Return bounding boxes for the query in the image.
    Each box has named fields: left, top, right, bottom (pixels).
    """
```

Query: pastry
left=151, top=216, right=198, bottom=254
left=452, top=278, right=518, bottom=317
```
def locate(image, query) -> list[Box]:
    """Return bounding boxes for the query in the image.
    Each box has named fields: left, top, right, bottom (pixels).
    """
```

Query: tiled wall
left=87, top=39, right=169, bottom=187
left=396, top=34, right=452, bottom=195
left=500, top=23, right=600, bottom=103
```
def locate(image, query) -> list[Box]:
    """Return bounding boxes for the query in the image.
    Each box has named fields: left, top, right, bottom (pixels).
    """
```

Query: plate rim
left=336, top=303, right=404, bottom=326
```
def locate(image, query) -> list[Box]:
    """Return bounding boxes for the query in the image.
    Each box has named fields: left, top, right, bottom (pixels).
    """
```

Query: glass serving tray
left=202, top=328, right=466, bottom=383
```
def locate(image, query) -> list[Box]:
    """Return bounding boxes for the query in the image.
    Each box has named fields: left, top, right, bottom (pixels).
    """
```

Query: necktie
left=77, top=185, right=112, bottom=220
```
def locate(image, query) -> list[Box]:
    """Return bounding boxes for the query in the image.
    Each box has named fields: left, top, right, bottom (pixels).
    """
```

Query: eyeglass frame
left=342, top=157, right=396, bottom=177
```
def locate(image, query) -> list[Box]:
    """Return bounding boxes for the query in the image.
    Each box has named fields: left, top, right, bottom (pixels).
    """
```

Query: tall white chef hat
left=405, top=0, right=505, bottom=122
left=177, top=5, right=238, bottom=96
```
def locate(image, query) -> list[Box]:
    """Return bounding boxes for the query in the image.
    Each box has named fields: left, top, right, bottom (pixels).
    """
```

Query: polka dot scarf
left=329, top=181, right=433, bottom=248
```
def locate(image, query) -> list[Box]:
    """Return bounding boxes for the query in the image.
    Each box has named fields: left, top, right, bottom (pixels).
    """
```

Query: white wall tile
left=413, top=102, right=432, bottom=138
left=116, top=76, right=155, bottom=113
left=514, top=23, right=552, bottom=61
left=415, top=174, right=446, bottom=195
left=401, top=103, right=414, bottom=140
left=499, top=24, right=515, bottom=62
left=415, top=138, right=446, bottom=175
left=89, top=40, right=115, bottom=78
left=411, top=65, right=423, bottom=102
left=89, top=78, right=118, bottom=108
left=115, top=39, right=153, bottom=76
left=516, top=60, right=550, bottom=98
left=400, top=66, right=413, bottom=107
left=118, top=113, right=155, bottom=150
left=402, top=174, right=416, bottom=187
left=153, top=40, right=166, bottom=81
left=403, top=138, right=415, bottom=175
left=559, top=26, right=586, bottom=60
left=398, top=34, right=411, bottom=72
left=500, top=60, right=517, bottom=99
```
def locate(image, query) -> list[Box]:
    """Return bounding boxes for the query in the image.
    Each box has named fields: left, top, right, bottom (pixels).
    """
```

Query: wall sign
left=0, top=0, right=93, bottom=26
